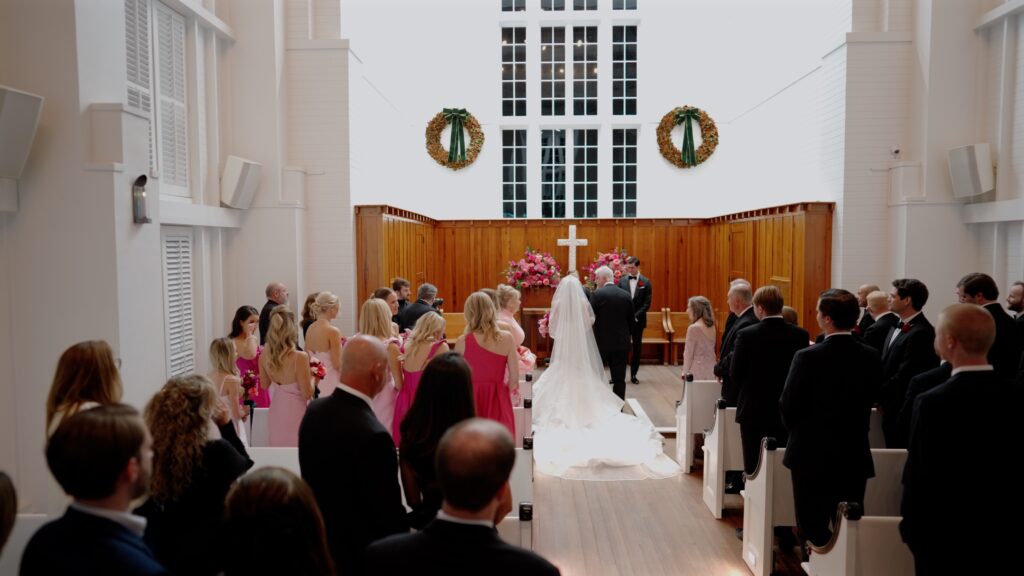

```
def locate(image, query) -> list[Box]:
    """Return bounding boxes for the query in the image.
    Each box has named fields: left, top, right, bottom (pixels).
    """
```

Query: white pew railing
left=803, top=503, right=914, bottom=576
left=247, top=447, right=301, bottom=476
left=250, top=407, right=270, bottom=448
left=702, top=400, right=744, bottom=519
left=675, top=380, right=719, bottom=472
left=513, top=400, right=533, bottom=449
left=741, top=437, right=795, bottom=576
left=497, top=502, right=534, bottom=550
left=510, top=442, right=534, bottom=508
left=0, top=514, right=48, bottom=575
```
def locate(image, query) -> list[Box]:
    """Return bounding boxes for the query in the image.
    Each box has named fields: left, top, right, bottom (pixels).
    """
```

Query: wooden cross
left=557, top=224, right=588, bottom=273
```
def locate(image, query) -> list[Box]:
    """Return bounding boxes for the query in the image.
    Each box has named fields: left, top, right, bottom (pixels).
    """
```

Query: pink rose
left=543, top=278, right=550, bottom=286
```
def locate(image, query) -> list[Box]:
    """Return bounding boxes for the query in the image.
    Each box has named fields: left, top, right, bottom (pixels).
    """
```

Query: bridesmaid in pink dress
left=359, top=298, right=404, bottom=437
left=680, top=296, right=718, bottom=380
left=393, top=312, right=450, bottom=445
left=230, top=305, right=271, bottom=408
left=259, top=306, right=314, bottom=447
left=304, top=291, right=346, bottom=397
left=455, top=292, right=519, bottom=436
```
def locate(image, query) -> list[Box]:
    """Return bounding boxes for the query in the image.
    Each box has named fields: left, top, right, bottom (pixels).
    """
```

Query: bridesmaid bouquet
left=537, top=311, right=551, bottom=338
left=241, top=370, right=257, bottom=427
left=309, top=357, right=326, bottom=381
left=585, top=247, right=631, bottom=290
left=503, top=247, right=562, bottom=290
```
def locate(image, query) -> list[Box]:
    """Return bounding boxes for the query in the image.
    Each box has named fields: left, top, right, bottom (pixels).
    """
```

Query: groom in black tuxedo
left=591, top=266, right=634, bottom=399
left=618, top=256, right=652, bottom=384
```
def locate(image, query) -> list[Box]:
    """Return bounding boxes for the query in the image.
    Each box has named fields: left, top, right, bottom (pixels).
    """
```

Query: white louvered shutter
left=125, top=0, right=155, bottom=171
left=155, top=2, right=189, bottom=194
left=162, top=231, right=195, bottom=376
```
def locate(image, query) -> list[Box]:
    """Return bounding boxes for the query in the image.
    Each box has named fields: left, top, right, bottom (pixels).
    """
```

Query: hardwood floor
left=531, top=365, right=803, bottom=576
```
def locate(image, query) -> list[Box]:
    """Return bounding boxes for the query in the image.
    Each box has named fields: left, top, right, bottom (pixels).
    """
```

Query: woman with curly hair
left=136, top=374, right=252, bottom=576
left=45, top=339, right=123, bottom=437
left=260, top=305, right=314, bottom=446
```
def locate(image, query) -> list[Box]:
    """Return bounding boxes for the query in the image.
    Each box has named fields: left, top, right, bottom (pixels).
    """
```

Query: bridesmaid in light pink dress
left=393, top=312, right=450, bottom=445
left=259, top=306, right=314, bottom=447
left=304, top=291, right=346, bottom=397
left=359, top=298, right=404, bottom=438
left=680, top=296, right=718, bottom=381
left=455, top=292, right=518, bottom=436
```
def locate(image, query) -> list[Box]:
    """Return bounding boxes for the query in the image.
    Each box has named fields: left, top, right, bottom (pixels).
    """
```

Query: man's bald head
left=867, top=290, right=889, bottom=314
left=857, top=284, right=880, bottom=307
left=730, top=278, right=750, bottom=288
left=436, top=418, right=515, bottom=512
left=727, top=283, right=753, bottom=314
left=935, top=304, right=996, bottom=364
left=339, top=335, right=387, bottom=397
left=265, top=282, right=289, bottom=305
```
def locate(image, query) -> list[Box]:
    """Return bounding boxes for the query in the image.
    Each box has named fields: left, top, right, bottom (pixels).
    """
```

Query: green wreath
left=425, top=108, right=484, bottom=171
left=657, top=106, right=719, bottom=168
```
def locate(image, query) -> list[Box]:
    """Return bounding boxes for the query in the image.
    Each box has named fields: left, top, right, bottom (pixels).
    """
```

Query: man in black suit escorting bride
left=590, top=266, right=635, bottom=399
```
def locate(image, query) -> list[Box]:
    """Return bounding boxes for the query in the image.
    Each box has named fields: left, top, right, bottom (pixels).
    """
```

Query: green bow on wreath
left=443, top=108, right=469, bottom=163
left=674, top=108, right=701, bottom=166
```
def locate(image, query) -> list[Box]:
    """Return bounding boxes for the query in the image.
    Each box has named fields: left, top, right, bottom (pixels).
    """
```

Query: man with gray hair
left=398, top=282, right=442, bottom=333
left=590, top=266, right=634, bottom=399
left=259, top=282, right=289, bottom=345
left=715, top=282, right=757, bottom=406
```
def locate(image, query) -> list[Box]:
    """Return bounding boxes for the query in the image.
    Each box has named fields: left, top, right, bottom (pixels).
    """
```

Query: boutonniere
left=637, top=281, right=646, bottom=289
left=852, top=325, right=861, bottom=335
left=900, top=322, right=912, bottom=333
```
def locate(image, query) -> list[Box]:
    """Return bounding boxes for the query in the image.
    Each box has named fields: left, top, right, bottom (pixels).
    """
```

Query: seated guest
left=861, top=290, right=898, bottom=353
left=399, top=352, right=475, bottom=528
left=901, top=304, right=1021, bottom=574
left=299, top=336, right=408, bottom=575
left=392, top=277, right=412, bottom=318
left=45, top=340, right=123, bottom=437
left=680, top=296, right=718, bottom=381
left=136, top=376, right=252, bottom=576
left=366, top=418, right=560, bottom=575
left=398, top=283, right=441, bottom=333
left=956, top=272, right=1022, bottom=379
left=223, top=467, right=335, bottom=576
left=373, top=287, right=402, bottom=338
left=21, top=404, right=169, bottom=575
left=393, top=314, right=451, bottom=445
left=0, top=471, right=15, bottom=556
left=781, top=289, right=880, bottom=548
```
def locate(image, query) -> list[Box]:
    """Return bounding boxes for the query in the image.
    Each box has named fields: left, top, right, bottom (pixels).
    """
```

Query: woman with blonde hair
left=305, top=291, right=345, bottom=397
left=454, top=292, right=518, bottom=435
left=358, top=298, right=404, bottom=436
left=392, top=312, right=449, bottom=444
left=45, top=340, right=123, bottom=437
left=680, top=295, right=718, bottom=381
left=209, top=337, right=248, bottom=446
left=137, top=374, right=252, bottom=576
left=260, top=306, right=314, bottom=447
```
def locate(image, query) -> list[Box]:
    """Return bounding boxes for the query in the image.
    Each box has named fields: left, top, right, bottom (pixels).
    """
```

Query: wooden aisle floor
left=531, top=364, right=765, bottom=576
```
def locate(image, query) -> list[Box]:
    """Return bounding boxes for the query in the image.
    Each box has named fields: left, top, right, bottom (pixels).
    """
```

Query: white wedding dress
left=532, top=275, right=680, bottom=480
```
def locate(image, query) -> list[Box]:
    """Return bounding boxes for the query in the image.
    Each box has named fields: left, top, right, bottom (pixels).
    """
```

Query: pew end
left=674, top=379, right=719, bottom=472
left=497, top=502, right=534, bottom=550
left=741, top=437, right=796, bottom=576
left=702, top=400, right=743, bottom=519
left=804, top=503, right=914, bottom=576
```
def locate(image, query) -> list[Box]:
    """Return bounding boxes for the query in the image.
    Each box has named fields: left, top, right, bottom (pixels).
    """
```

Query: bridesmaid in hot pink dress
left=455, top=292, right=518, bottom=436
left=259, top=306, right=313, bottom=447
left=359, top=298, right=404, bottom=438
left=230, top=305, right=271, bottom=408
left=393, top=312, right=450, bottom=445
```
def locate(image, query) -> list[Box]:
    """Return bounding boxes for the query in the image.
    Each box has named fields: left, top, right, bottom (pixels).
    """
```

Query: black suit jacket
left=299, top=389, right=408, bottom=575
left=1015, top=312, right=1024, bottom=348
left=365, top=519, right=560, bottom=576
left=590, top=283, right=634, bottom=353
left=900, top=370, right=1021, bottom=567
left=714, top=307, right=758, bottom=404
left=398, top=300, right=439, bottom=333
left=857, top=308, right=875, bottom=335
left=879, top=313, right=939, bottom=414
left=861, top=312, right=898, bottom=354
left=258, top=299, right=278, bottom=345
left=895, top=362, right=951, bottom=447
left=781, top=335, right=880, bottom=479
left=983, top=302, right=1021, bottom=379
left=617, top=274, right=652, bottom=328
left=21, top=507, right=170, bottom=575
left=731, top=317, right=809, bottom=428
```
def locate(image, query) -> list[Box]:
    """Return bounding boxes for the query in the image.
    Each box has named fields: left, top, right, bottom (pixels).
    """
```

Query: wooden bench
left=640, top=309, right=672, bottom=365
left=0, top=514, right=48, bottom=574
left=803, top=503, right=914, bottom=576
left=442, top=312, right=467, bottom=346
left=667, top=310, right=691, bottom=365
left=702, top=400, right=744, bottom=519
left=675, top=379, right=720, bottom=473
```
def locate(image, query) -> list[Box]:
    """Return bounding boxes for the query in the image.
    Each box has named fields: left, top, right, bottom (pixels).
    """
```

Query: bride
left=532, top=273, right=680, bottom=480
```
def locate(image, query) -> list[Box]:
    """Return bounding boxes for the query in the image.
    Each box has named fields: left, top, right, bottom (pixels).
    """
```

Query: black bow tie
left=628, top=276, right=638, bottom=280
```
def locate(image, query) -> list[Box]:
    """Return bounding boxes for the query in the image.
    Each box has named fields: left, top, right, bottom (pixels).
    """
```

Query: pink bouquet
left=537, top=311, right=551, bottom=338
left=585, top=247, right=631, bottom=290
left=241, top=370, right=258, bottom=400
left=309, top=357, right=326, bottom=381
left=503, top=247, right=562, bottom=290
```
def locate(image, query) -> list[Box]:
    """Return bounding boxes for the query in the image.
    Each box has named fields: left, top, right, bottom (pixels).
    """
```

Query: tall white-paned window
left=501, top=0, right=525, bottom=11
left=573, top=129, right=597, bottom=218
left=502, top=28, right=526, bottom=117
left=541, top=0, right=565, bottom=10
left=612, top=26, right=637, bottom=116
left=573, top=26, right=597, bottom=116
left=541, top=129, right=566, bottom=218
left=612, top=128, right=637, bottom=217
left=574, top=0, right=597, bottom=10
left=154, top=2, right=189, bottom=195
left=162, top=228, right=195, bottom=377
left=124, top=0, right=154, bottom=170
left=613, top=0, right=637, bottom=9
left=541, top=27, right=566, bottom=116
left=503, top=129, right=527, bottom=218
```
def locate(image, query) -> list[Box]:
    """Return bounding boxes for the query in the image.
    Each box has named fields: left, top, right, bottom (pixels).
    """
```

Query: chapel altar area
left=355, top=203, right=833, bottom=340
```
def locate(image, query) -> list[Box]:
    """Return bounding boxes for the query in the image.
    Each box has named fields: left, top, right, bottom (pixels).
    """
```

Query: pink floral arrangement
left=241, top=370, right=258, bottom=400
left=503, top=247, right=562, bottom=290
left=585, top=247, right=631, bottom=290
left=537, top=311, right=551, bottom=338
left=309, top=357, right=326, bottom=381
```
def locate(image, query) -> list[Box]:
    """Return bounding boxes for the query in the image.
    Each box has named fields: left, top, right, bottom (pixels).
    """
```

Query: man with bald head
left=258, top=282, right=289, bottom=344
left=366, top=419, right=560, bottom=575
left=861, top=290, right=899, bottom=353
left=715, top=282, right=757, bottom=406
left=855, top=284, right=880, bottom=333
left=299, top=335, right=408, bottom=574
left=900, top=304, right=1020, bottom=574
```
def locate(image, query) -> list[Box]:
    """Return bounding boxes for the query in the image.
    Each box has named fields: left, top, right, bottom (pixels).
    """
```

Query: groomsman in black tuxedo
left=861, top=290, right=899, bottom=353
left=855, top=283, right=880, bottom=334
left=895, top=361, right=951, bottom=445
left=880, top=279, right=940, bottom=448
left=591, top=266, right=634, bottom=400
left=900, top=304, right=1020, bottom=575
left=714, top=282, right=758, bottom=406
left=731, top=286, right=809, bottom=476
left=618, top=256, right=652, bottom=384
left=955, top=272, right=1021, bottom=379
left=259, top=282, right=289, bottom=345
left=299, top=336, right=408, bottom=575
left=781, top=289, right=880, bottom=548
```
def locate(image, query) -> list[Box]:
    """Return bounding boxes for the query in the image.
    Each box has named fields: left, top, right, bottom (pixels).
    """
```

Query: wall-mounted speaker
left=948, top=143, right=994, bottom=199
left=221, top=155, right=263, bottom=209
left=0, top=85, right=44, bottom=179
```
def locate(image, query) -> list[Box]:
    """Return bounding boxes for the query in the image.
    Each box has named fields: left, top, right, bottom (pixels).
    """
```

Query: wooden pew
left=702, top=400, right=744, bottom=519
left=0, top=514, right=47, bottom=574
left=803, top=503, right=914, bottom=576
left=443, top=312, right=467, bottom=346
left=640, top=309, right=672, bottom=365
left=667, top=310, right=691, bottom=365
left=248, top=446, right=302, bottom=475
left=674, top=379, right=720, bottom=472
